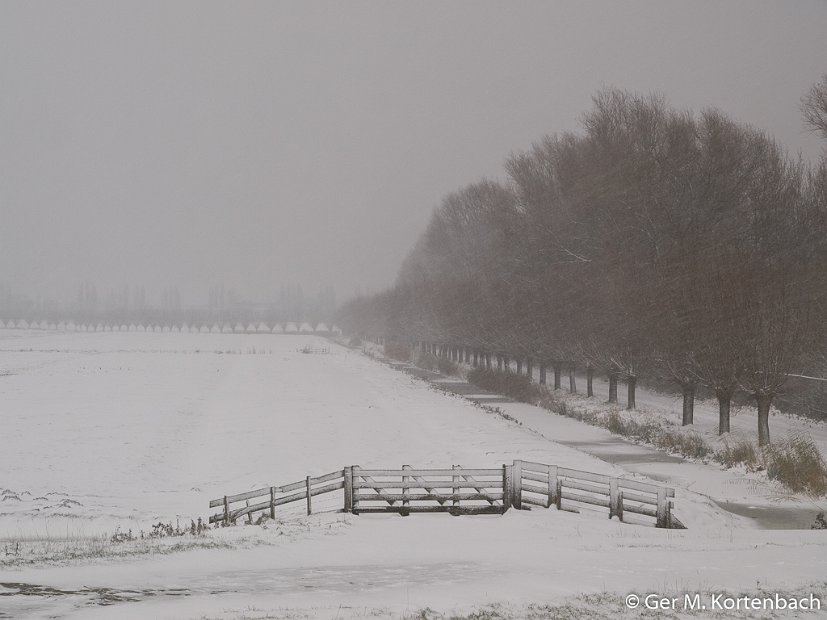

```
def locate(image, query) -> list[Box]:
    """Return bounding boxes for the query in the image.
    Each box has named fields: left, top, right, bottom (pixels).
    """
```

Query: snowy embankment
left=1, top=330, right=826, bottom=619
left=368, top=341, right=827, bottom=528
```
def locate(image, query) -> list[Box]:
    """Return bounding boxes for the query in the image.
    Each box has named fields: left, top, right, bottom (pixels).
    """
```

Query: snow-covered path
left=398, top=361, right=827, bottom=529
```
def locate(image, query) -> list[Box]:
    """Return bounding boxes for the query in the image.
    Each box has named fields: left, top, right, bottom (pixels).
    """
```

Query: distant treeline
left=337, top=86, right=827, bottom=445
left=0, top=282, right=337, bottom=329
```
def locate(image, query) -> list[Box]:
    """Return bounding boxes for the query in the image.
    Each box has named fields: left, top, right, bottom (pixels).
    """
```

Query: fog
left=1, top=0, right=825, bottom=309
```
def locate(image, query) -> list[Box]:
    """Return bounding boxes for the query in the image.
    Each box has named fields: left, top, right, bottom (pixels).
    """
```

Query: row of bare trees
left=339, top=83, right=827, bottom=445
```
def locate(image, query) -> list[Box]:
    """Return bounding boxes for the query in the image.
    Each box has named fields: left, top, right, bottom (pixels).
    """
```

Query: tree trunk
left=716, top=390, right=731, bottom=435
left=539, top=364, right=547, bottom=385
left=516, top=358, right=523, bottom=375
left=553, top=363, right=562, bottom=390
left=681, top=384, right=695, bottom=426
left=756, top=392, right=773, bottom=446
left=626, top=375, right=636, bottom=410
left=608, top=371, right=619, bottom=403
left=526, top=358, right=533, bottom=381
left=586, top=364, right=594, bottom=397
left=569, top=364, right=576, bottom=393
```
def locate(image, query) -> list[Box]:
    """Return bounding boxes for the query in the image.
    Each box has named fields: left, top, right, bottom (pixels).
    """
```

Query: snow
left=1, top=329, right=826, bottom=618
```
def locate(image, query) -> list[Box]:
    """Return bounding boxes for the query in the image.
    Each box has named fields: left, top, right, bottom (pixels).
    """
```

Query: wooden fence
left=209, top=461, right=678, bottom=528
left=513, top=460, right=676, bottom=527
left=351, top=466, right=505, bottom=515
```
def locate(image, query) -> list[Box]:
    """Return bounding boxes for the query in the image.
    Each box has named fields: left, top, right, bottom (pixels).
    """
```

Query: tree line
left=338, top=81, right=827, bottom=446
left=0, top=281, right=338, bottom=330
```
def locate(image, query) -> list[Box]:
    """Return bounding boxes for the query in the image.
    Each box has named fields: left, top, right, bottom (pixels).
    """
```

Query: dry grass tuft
left=764, top=434, right=827, bottom=496
left=716, top=437, right=762, bottom=470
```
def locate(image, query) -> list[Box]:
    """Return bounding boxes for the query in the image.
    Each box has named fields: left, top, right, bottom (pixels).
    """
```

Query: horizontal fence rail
left=352, top=465, right=506, bottom=515
left=513, top=460, right=677, bottom=528
left=208, top=469, right=345, bottom=525
left=209, top=461, right=679, bottom=528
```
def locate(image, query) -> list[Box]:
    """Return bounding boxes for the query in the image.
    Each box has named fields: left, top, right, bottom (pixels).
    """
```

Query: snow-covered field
left=1, top=330, right=826, bottom=619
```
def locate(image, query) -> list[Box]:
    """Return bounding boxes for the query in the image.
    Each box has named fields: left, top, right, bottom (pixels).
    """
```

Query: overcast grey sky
left=2, top=1, right=825, bottom=307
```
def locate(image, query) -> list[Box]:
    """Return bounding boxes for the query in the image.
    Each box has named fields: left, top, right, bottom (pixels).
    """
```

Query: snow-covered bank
left=368, top=346, right=827, bottom=528
left=4, top=510, right=826, bottom=619
left=2, top=330, right=826, bottom=619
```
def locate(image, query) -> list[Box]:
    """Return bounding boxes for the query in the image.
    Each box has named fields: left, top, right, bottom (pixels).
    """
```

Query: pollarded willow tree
left=337, top=86, right=827, bottom=445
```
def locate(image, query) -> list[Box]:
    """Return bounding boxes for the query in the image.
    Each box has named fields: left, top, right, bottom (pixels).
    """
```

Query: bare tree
left=802, top=74, right=827, bottom=142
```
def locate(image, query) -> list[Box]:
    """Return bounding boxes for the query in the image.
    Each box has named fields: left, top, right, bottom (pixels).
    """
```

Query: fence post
left=270, top=486, right=276, bottom=520
left=402, top=464, right=411, bottom=516
left=609, top=479, right=619, bottom=519
left=502, top=464, right=511, bottom=513
left=546, top=464, right=558, bottom=508
left=656, top=487, right=667, bottom=528
left=512, top=460, right=523, bottom=509
left=223, top=495, right=230, bottom=525
left=555, top=479, right=563, bottom=510
left=306, top=476, right=312, bottom=516
left=452, top=465, right=460, bottom=514
left=617, top=490, right=624, bottom=522
left=352, top=466, right=360, bottom=514
left=343, top=468, right=353, bottom=513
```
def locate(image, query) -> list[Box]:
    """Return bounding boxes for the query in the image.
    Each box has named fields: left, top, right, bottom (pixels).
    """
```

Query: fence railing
left=351, top=465, right=506, bottom=515
left=513, top=460, right=676, bottom=527
left=208, top=469, right=345, bottom=525
left=209, top=461, right=678, bottom=528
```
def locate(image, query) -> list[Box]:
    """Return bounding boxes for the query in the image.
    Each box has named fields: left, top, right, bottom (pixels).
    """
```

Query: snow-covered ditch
left=1, top=330, right=826, bottom=618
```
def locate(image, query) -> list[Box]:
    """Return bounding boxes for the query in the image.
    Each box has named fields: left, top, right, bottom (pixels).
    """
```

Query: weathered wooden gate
left=349, top=465, right=506, bottom=515
left=209, top=460, right=678, bottom=528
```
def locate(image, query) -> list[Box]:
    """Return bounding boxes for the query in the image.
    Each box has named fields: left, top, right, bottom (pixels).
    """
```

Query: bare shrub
left=605, top=411, right=625, bottom=435
left=437, top=357, right=460, bottom=376
left=624, top=418, right=663, bottom=444
left=716, top=437, right=762, bottom=470
left=384, top=340, right=413, bottom=362
left=415, top=351, right=440, bottom=371
left=654, top=430, right=711, bottom=459
left=763, top=435, right=827, bottom=496
left=467, top=367, right=543, bottom=402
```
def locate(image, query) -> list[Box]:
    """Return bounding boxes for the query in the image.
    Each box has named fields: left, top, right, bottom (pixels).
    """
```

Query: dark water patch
left=0, top=581, right=193, bottom=607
